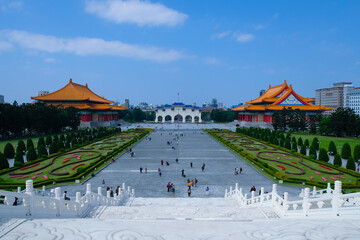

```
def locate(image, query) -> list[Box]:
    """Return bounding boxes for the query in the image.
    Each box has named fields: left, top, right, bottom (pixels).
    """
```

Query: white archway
left=155, top=103, right=202, bottom=123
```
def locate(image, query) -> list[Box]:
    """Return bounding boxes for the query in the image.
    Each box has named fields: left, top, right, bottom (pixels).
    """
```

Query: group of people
left=167, top=182, right=176, bottom=193
left=234, top=167, right=243, bottom=175
left=139, top=166, right=148, bottom=173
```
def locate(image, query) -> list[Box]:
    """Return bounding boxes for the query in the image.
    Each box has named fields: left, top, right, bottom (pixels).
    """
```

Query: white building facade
left=155, top=103, right=202, bottom=123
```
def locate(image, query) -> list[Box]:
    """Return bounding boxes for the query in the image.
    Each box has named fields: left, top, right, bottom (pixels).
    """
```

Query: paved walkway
left=61, top=129, right=301, bottom=198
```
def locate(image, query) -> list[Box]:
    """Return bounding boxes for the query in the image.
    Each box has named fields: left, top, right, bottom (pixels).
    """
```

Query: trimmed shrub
left=0, top=152, right=9, bottom=170
left=285, top=138, right=291, bottom=150
left=334, top=154, right=342, bottom=167
left=59, top=148, right=65, bottom=153
left=341, top=143, right=351, bottom=159
left=304, top=139, right=309, bottom=147
left=14, top=152, right=24, bottom=164
left=309, top=145, right=317, bottom=159
left=26, top=147, right=37, bottom=162
left=49, top=142, right=58, bottom=154
left=37, top=144, right=48, bottom=157
left=280, top=138, right=285, bottom=147
left=298, top=137, right=303, bottom=147
left=53, top=135, right=59, bottom=144
left=353, top=145, right=360, bottom=162
left=26, top=139, right=34, bottom=150
left=14, top=161, right=23, bottom=167
left=45, top=136, right=52, bottom=146
left=16, top=145, right=24, bottom=156
left=311, top=137, right=319, bottom=151
left=76, top=167, right=86, bottom=173
left=319, top=148, right=329, bottom=162
left=57, top=141, right=64, bottom=151
left=300, top=144, right=306, bottom=155
left=65, top=141, right=71, bottom=149
left=262, top=162, right=268, bottom=168
left=309, top=154, right=316, bottom=159
left=17, top=140, right=26, bottom=154
left=292, top=140, right=298, bottom=152
left=37, top=137, right=45, bottom=147
left=328, top=141, right=337, bottom=156
left=4, top=143, right=15, bottom=159
left=346, top=156, right=356, bottom=171
left=60, top=134, right=65, bottom=143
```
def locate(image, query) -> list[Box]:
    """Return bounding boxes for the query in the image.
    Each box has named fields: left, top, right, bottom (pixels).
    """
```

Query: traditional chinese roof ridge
left=31, top=79, right=113, bottom=104
left=48, top=103, right=126, bottom=111
left=232, top=81, right=332, bottom=112
left=246, top=80, right=288, bottom=104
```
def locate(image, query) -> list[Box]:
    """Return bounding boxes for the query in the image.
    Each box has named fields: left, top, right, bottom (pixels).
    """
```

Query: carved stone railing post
left=260, top=187, right=264, bottom=205
left=312, top=186, right=316, bottom=198
left=55, top=187, right=61, bottom=217
left=331, top=181, right=342, bottom=216
left=131, top=189, right=135, bottom=198
left=271, top=184, right=277, bottom=207
left=86, top=183, right=91, bottom=203
left=251, top=191, right=255, bottom=205
left=235, top=183, right=238, bottom=193
left=327, top=183, right=331, bottom=194
left=17, top=187, right=21, bottom=193
left=283, top=192, right=289, bottom=217
left=225, top=189, right=228, bottom=198
left=127, top=186, right=131, bottom=197
left=98, top=187, right=102, bottom=204
left=25, top=180, right=34, bottom=216
left=122, top=183, right=126, bottom=191
left=230, top=186, right=233, bottom=196
left=76, top=192, right=81, bottom=216
left=302, top=188, right=310, bottom=216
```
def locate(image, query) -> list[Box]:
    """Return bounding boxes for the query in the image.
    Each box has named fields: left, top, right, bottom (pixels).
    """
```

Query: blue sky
left=0, top=0, right=359, bottom=107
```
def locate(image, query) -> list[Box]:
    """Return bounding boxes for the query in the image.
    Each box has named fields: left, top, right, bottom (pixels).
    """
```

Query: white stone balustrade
left=0, top=180, right=135, bottom=218
left=225, top=181, right=360, bottom=218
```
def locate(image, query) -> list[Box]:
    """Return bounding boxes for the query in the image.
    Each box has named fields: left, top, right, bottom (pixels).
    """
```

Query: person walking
left=188, top=188, right=191, bottom=197
left=250, top=186, right=256, bottom=192
left=205, top=186, right=209, bottom=196
left=158, top=168, right=162, bottom=177
left=161, top=160, right=164, bottom=166
left=240, top=167, right=243, bottom=174
left=145, top=167, right=147, bottom=174
left=102, top=179, right=105, bottom=186
left=201, top=163, right=205, bottom=172
left=63, top=191, right=70, bottom=201
left=176, top=158, right=178, bottom=163
left=140, top=167, right=143, bottom=173
left=195, top=178, right=198, bottom=187
left=110, top=187, right=114, bottom=197
left=167, top=182, right=171, bottom=192
left=181, top=169, right=185, bottom=177
left=190, top=162, right=193, bottom=168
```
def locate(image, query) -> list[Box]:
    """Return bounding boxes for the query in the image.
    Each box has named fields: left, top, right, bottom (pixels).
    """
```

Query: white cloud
left=204, top=57, right=221, bottom=65
left=235, top=33, right=255, bottom=43
left=355, top=61, right=360, bottom=65
left=254, top=24, right=269, bottom=30
left=212, top=31, right=231, bottom=39
left=44, top=57, right=57, bottom=63
left=273, top=13, right=279, bottom=19
left=85, top=0, right=188, bottom=27
left=0, top=40, right=12, bottom=51
left=0, top=0, right=22, bottom=11
left=0, top=30, right=187, bottom=62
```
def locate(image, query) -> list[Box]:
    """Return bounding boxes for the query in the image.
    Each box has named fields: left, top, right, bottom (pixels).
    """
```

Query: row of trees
left=236, top=127, right=360, bottom=171
left=0, top=102, right=80, bottom=139
left=119, top=109, right=155, bottom=122
left=0, top=127, right=120, bottom=170
left=272, top=107, right=360, bottom=137
left=201, top=110, right=238, bottom=122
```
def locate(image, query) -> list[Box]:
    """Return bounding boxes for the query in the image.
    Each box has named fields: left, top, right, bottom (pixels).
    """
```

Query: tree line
left=201, top=110, right=238, bottom=122
left=272, top=107, right=360, bottom=137
left=0, top=102, right=80, bottom=140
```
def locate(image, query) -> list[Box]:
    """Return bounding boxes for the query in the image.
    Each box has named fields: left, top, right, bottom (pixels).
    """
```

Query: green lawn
left=291, top=133, right=360, bottom=153
left=213, top=131, right=359, bottom=185
left=0, top=129, right=147, bottom=185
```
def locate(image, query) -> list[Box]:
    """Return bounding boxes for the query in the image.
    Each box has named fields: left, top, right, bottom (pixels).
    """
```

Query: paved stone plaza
left=61, top=128, right=301, bottom=198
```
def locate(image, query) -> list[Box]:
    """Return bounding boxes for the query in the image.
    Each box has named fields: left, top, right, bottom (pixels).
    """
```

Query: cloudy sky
left=0, top=0, right=359, bottom=107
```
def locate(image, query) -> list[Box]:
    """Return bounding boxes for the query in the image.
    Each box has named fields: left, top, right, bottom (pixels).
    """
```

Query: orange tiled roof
left=232, top=81, right=332, bottom=112
left=50, top=103, right=91, bottom=109
left=31, top=79, right=113, bottom=104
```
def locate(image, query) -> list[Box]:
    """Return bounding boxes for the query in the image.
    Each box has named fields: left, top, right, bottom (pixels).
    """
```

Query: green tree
left=353, top=145, right=360, bottom=163
left=309, top=145, right=317, bottom=159
left=311, top=137, right=319, bottom=151
left=59, top=134, right=65, bottom=143
left=284, top=138, right=291, bottom=150
left=298, top=137, right=303, bottom=147
left=328, top=141, right=337, bottom=156
left=57, top=140, right=64, bottom=150
left=37, top=144, right=48, bottom=157
left=26, top=146, right=37, bottom=161
left=49, top=141, right=58, bottom=154
left=17, top=140, right=26, bottom=154
left=4, top=143, right=15, bottom=158
left=53, top=135, right=59, bottom=144
left=304, top=139, right=309, bottom=148
left=14, top=152, right=24, bottom=166
left=26, top=138, right=34, bottom=150
left=300, top=144, right=306, bottom=155
left=0, top=152, right=9, bottom=170
left=318, top=148, right=329, bottom=162
left=334, top=154, right=342, bottom=167
left=292, top=140, right=298, bottom=152
left=37, top=137, right=45, bottom=147
left=319, top=116, right=332, bottom=135
left=346, top=156, right=356, bottom=171
left=341, top=143, right=351, bottom=159
left=45, top=136, right=52, bottom=146
left=330, top=107, right=358, bottom=137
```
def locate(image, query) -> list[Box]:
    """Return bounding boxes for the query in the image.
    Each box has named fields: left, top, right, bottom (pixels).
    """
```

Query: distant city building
left=315, top=82, right=353, bottom=115
left=38, top=91, right=49, bottom=97
left=259, top=89, right=266, bottom=96
left=217, top=102, right=224, bottom=109
left=124, top=99, right=130, bottom=109
left=211, top=98, right=218, bottom=108
left=155, top=102, right=202, bottom=123
left=0, top=95, right=4, bottom=104
left=232, top=80, right=330, bottom=127
left=348, top=89, right=360, bottom=115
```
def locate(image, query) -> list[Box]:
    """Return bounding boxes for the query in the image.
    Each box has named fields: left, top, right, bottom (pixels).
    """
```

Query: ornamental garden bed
left=0, top=129, right=151, bottom=188
left=206, top=129, right=360, bottom=188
